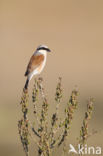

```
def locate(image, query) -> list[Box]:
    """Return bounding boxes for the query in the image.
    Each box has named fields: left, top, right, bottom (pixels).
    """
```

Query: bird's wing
left=25, top=54, right=44, bottom=76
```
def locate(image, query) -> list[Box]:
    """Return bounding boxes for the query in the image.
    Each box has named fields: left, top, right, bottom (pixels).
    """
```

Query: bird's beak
left=47, top=48, right=51, bottom=52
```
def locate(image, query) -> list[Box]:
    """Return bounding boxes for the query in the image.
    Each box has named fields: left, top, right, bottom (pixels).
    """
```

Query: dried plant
left=79, top=98, right=94, bottom=146
left=18, top=90, right=29, bottom=156
left=18, top=77, right=94, bottom=156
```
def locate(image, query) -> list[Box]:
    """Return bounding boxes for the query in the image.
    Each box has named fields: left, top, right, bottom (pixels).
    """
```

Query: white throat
left=38, top=50, right=47, bottom=56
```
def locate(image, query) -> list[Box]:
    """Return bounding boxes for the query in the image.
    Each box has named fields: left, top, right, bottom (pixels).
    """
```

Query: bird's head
left=37, top=45, right=51, bottom=53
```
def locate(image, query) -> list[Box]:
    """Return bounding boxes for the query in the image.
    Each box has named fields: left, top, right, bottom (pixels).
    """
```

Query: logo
left=69, top=144, right=102, bottom=155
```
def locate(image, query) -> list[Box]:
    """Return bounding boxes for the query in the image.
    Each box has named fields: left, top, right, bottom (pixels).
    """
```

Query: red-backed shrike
left=24, top=45, right=51, bottom=90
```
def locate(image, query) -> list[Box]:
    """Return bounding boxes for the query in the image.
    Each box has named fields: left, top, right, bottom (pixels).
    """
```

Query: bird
left=24, top=45, right=51, bottom=90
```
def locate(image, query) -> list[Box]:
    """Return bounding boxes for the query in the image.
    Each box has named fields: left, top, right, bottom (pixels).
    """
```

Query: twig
left=50, top=77, right=63, bottom=147
left=37, top=77, right=50, bottom=156
left=32, top=78, right=41, bottom=126
left=18, top=90, right=29, bottom=156
left=79, top=98, right=94, bottom=146
left=58, top=89, right=78, bottom=146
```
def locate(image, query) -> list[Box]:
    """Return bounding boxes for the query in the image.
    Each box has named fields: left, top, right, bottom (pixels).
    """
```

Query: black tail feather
left=24, top=79, right=29, bottom=90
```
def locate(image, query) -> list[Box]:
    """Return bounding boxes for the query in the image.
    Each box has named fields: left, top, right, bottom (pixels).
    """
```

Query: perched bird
left=24, top=45, right=51, bottom=90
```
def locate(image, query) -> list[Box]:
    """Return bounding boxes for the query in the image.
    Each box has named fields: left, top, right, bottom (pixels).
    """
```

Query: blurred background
left=0, top=0, right=103, bottom=155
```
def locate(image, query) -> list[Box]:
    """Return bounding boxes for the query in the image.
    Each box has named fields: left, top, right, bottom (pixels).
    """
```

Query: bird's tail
left=24, top=78, right=29, bottom=90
